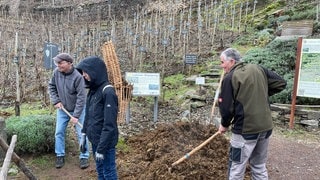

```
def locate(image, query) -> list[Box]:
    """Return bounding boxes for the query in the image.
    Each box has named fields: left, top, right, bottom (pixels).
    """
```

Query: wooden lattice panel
left=101, top=41, right=132, bottom=124
left=101, top=41, right=122, bottom=87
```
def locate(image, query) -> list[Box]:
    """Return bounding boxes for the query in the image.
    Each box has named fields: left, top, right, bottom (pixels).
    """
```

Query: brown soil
left=8, top=119, right=320, bottom=180
left=117, top=122, right=235, bottom=180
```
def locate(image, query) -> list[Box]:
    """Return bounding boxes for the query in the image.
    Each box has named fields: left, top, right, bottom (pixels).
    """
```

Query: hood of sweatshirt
left=76, top=56, right=109, bottom=90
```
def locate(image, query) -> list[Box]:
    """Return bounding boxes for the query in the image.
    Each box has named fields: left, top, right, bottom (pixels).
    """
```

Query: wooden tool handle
left=171, top=131, right=220, bottom=167
left=60, top=107, right=83, bottom=128
left=210, top=71, right=225, bottom=118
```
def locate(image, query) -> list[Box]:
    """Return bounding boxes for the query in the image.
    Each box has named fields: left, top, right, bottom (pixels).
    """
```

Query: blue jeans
left=55, top=108, right=89, bottom=159
left=92, top=145, right=118, bottom=180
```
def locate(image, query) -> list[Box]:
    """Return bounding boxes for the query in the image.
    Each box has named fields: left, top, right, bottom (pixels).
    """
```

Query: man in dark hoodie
left=76, top=56, right=119, bottom=180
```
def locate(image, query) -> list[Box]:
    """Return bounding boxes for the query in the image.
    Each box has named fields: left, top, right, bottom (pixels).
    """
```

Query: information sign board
left=297, top=39, right=320, bottom=98
left=185, top=54, right=197, bottom=64
left=44, top=42, right=59, bottom=69
left=125, top=72, right=160, bottom=96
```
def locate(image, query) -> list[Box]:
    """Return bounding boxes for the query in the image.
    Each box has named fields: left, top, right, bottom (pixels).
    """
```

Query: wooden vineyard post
left=205, top=3, right=209, bottom=30
left=21, top=40, right=27, bottom=100
left=170, top=11, right=176, bottom=56
left=289, top=37, right=303, bottom=129
left=244, top=1, right=249, bottom=32
left=252, top=0, right=258, bottom=25
left=178, top=10, right=183, bottom=46
left=238, top=2, right=243, bottom=34
left=0, top=135, right=17, bottom=179
left=211, top=4, right=218, bottom=48
left=154, top=10, right=159, bottom=66
left=101, top=41, right=133, bottom=124
left=14, top=32, right=20, bottom=116
left=197, top=1, right=202, bottom=54
left=0, top=137, right=37, bottom=179
left=231, top=3, right=235, bottom=33
left=147, top=19, right=152, bottom=52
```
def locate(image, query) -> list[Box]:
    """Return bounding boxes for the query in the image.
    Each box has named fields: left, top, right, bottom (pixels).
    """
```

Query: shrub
left=243, top=38, right=296, bottom=104
left=6, top=115, right=55, bottom=154
left=243, top=38, right=320, bottom=105
left=256, top=29, right=275, bottom=47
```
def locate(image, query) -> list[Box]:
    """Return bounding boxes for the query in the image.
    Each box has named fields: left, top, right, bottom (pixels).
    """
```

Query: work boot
left=80, top=158, right=89, bottom=169
left=55, top=156, right=65, bottom=168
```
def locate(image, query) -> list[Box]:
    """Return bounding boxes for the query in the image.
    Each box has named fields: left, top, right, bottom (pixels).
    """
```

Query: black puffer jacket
left=76, top=56, right=119, bottom=154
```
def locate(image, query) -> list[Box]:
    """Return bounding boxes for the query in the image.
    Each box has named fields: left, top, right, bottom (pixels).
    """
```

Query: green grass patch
left=117, top=137, right=130, bottom=153
left=2, top=102, right=51, bottom=116
left=28, top=155, right=54, bottom=170
left=162, top=74, right=190, bottom=102
left=163, top=87, right=190, bottom=103
left=163, top=74, right=185, bottom=86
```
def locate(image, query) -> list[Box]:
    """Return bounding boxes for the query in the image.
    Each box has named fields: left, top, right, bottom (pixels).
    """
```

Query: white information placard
left=297, top=39, right=320, bottom=98
left=125, top=72, right=160, bottom=96
left=195, top=77, right=205, bottom=85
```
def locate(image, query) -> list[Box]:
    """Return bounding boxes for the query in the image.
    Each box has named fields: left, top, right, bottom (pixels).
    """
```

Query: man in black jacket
left=76, top=56, right=119, bottom=180
left=217, top=48, right=287, bottom=180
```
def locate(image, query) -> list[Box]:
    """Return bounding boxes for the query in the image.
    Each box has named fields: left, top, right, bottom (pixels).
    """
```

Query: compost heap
left=117, top=121, right=235, bottom=179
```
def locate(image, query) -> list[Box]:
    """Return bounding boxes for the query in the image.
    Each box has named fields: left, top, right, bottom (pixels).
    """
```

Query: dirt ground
left=267, top=127, right=320, bottom=180
left=8, top=117, right=320, bottom=180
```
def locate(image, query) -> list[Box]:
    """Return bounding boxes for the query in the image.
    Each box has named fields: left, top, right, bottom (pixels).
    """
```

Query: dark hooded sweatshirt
left=76, top=56, right=119, bottom=154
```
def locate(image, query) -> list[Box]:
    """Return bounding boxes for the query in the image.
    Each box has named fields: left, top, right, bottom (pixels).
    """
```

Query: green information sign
left=297, top=39, right=320, bottom=98
left=125, top=72, right=160, bottom=96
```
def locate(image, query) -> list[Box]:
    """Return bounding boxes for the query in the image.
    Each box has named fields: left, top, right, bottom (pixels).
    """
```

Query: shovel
left=169, top=131, right=220, bottom=172
left=61, top=106, right=83, bottom=128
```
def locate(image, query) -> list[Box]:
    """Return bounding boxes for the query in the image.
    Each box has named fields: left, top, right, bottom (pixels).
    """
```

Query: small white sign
left=196, top=77, right=205, bottom=85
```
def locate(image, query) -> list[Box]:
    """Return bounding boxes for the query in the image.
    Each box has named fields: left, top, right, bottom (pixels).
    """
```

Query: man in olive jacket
left=217, top=48, right=287, bottom=180
left=76, top=56, right=119, bottom=180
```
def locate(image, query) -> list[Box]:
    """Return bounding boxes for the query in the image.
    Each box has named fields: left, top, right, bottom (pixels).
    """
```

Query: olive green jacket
left=218, top=62, right=287, bottom=134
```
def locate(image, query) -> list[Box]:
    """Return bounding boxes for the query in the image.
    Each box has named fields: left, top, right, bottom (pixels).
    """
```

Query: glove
left=80, top=133, right=87, bottom=153
left=95, top=152, right=104, bottom=161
